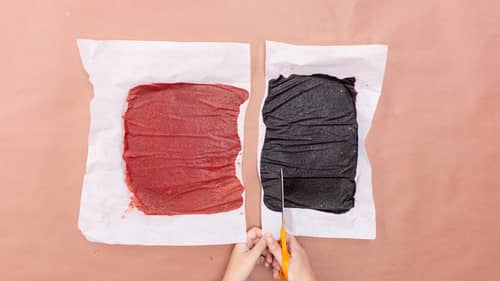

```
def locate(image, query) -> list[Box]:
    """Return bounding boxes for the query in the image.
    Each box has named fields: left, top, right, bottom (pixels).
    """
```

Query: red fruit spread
left=123, top=83, right=248, bottom=215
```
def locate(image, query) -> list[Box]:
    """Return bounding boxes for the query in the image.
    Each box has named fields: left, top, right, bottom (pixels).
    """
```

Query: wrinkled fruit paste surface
left=123, top=83, right=248, bottom=215
left=260, top=74, right=358, bottom=214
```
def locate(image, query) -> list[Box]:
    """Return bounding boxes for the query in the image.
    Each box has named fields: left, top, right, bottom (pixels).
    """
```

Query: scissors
left=279, top=168, right=291, bottom=280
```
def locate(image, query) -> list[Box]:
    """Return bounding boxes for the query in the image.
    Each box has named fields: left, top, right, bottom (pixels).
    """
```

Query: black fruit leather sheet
left=260, top=74, right=358, bottom=214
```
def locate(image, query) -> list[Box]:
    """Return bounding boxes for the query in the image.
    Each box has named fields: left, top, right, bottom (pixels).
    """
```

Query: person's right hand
left=264, top=233, right=317, bottom=281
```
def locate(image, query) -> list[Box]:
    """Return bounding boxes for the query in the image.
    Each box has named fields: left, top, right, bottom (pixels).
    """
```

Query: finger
left=287, top=233, right=302, bottom=253
left=246, top=227, right=263, bottom=248
left=249, top=238, right=268, bottom=260
left=263, top=250, right=271, bottom=267
left=232, top=242, right=248, bottom=254
left=266, top=252, right=273, bottom=265
left=247, top=226, right=263, bottom=240
left=273, top=269, right=280, bottom=279
left=264, top=233, right=282, bottom=265
left=272, top=259, right=281, bottom=271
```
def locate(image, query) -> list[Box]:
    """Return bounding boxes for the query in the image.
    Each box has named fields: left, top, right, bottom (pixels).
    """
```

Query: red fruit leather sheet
left=123, top=83, right=248, bottom=215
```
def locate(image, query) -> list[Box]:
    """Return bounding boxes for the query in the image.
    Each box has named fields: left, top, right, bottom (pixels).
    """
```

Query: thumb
left=248, top=238, right=267, bottom=260
left=287, top=234, right=302, bottom=253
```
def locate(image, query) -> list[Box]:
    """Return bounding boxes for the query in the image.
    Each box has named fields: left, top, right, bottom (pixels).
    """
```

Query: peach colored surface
left=1, top=1, right=499, bottom=280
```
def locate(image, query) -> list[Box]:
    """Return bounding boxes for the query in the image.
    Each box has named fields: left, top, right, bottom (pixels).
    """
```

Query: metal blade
left=280, top=168, right=285, bottom=226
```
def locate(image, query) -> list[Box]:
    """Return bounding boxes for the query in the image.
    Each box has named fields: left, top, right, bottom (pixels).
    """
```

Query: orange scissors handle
left=279, top=226, right=291, bottom=280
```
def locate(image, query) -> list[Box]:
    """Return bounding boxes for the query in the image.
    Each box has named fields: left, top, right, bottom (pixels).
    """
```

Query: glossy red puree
left=123, top=83, right=248, bottom=215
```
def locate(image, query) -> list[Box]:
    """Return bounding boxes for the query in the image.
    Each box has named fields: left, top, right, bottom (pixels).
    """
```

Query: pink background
left=1, top=1, right=499, bottom=280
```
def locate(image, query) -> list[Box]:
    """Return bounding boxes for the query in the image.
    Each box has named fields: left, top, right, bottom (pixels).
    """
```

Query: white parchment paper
left=77, top=39, right=250, bottom=245
left=259, top=41, right=388, bottom=240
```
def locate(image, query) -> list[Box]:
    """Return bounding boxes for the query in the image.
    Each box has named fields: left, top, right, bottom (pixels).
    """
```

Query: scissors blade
left=280, top=168, right=285, bottom=226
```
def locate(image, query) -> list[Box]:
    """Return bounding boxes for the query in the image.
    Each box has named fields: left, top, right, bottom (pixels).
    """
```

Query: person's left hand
left=222, top=227, right=269, bottom=281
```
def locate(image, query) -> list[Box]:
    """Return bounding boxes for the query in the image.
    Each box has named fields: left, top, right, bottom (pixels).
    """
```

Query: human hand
left=222, top=227, right=268, bottom=281
left=264, top=233, right=316, bottom=281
